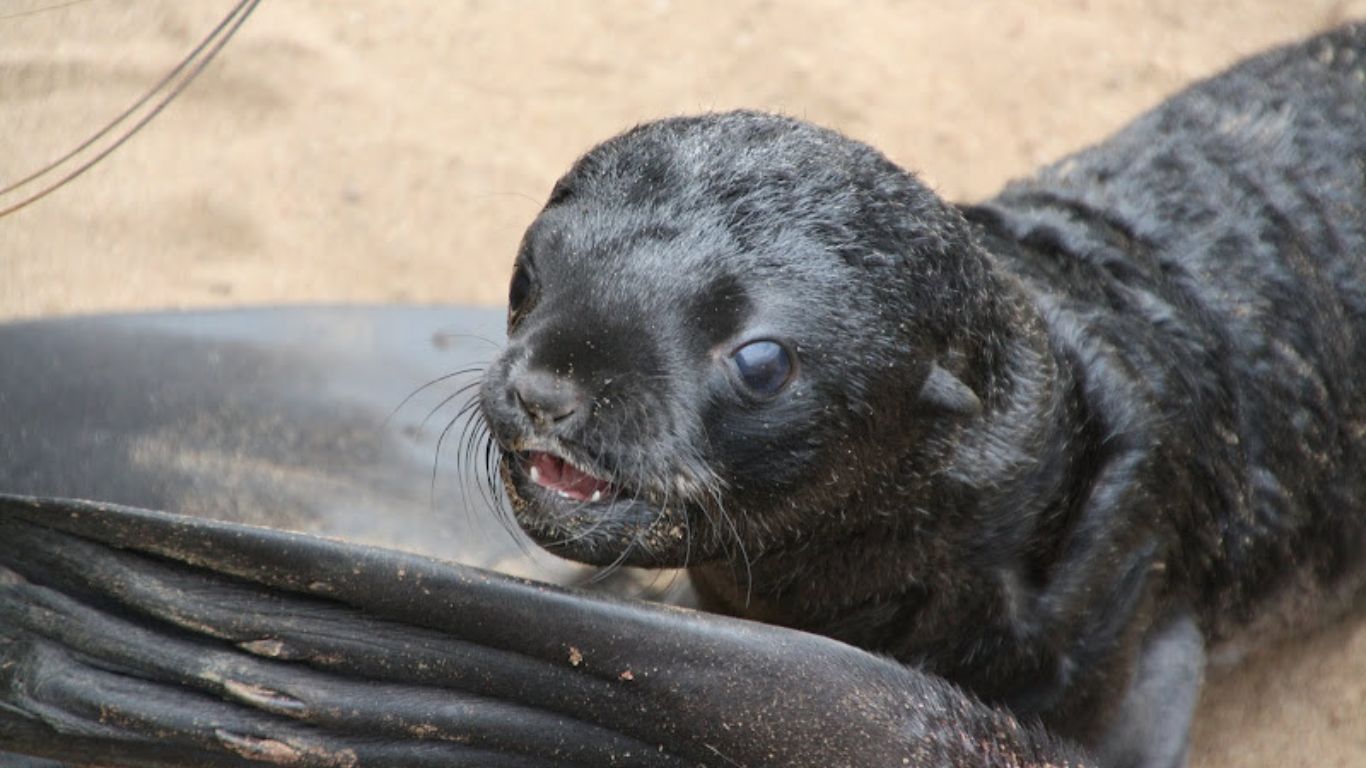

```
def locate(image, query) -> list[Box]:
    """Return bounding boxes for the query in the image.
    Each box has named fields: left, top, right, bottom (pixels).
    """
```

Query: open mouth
left=524, top=450, right=615, bottom=502
left=504, top=447, right=700, bottom=568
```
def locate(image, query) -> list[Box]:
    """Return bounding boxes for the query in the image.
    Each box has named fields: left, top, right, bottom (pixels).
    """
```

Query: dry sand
left=2, top=1, right=1364, bottom=765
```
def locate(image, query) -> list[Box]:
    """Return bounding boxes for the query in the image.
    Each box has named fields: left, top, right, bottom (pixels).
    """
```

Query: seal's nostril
left=512, top=368, right=584, bottom=427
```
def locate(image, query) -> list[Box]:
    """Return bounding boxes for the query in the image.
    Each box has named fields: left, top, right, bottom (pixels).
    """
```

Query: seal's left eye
left=509, top=266, right=533, bottom=314
left=732, top=340, right=793, bottom=395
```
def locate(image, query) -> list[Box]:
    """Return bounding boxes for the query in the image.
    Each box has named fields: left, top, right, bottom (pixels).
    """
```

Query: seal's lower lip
left=523, top=450, right=615, bottom=502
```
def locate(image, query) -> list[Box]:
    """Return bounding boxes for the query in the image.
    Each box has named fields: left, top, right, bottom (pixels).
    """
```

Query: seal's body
left=481, top=24, right=1366, bottom=766
left=973, top=27, right=1366, bottom=661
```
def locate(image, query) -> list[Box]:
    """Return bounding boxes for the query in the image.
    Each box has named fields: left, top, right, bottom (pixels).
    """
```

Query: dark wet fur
left=482, top=25, right=1366, bottom=766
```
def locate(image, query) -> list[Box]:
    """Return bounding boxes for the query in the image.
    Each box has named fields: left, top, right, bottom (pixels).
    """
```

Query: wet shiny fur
left=481, top=25, right=1366, bottom=766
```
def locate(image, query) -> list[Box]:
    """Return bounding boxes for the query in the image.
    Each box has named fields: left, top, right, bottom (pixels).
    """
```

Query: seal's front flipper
left=0, top=494, right=1086, bottom=767
left=1095, top=613, right=1205, bottom=768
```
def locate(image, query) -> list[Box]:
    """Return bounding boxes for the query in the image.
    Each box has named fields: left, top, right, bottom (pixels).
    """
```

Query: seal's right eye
left=508, top=265, right=534, bottom=320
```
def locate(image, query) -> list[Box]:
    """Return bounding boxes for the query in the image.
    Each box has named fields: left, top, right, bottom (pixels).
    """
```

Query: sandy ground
left=2, top=1, right=1365, bottom=765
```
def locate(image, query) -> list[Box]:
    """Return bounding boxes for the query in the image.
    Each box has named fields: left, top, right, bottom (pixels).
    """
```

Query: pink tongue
left=529, top=452, right=612, bottom=501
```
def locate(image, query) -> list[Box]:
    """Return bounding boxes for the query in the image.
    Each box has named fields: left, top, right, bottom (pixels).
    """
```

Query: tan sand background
left=2, top=1, right=1364, bottom=765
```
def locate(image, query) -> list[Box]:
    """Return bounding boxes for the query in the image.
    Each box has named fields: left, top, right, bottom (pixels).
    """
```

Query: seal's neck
left=936, top=269, right=1086, bottom=541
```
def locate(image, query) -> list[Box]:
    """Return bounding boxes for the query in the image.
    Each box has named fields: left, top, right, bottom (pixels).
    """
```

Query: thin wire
left=0, top=0, right=262, bottom=217
left=0, top=0, right=96, bottom=23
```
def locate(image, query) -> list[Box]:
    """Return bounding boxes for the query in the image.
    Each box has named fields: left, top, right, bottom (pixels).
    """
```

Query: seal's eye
left=508, top=265, right=534, bottom=320
left=732, top=340, right=794, bottom=395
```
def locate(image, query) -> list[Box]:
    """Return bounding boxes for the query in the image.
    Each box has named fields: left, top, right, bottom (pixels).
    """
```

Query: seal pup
left=480, top=23, right=1366, bottom=767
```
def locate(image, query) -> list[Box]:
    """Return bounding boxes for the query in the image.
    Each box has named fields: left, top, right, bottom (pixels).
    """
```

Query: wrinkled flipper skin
left=0, top=495, right=1084, bottom=767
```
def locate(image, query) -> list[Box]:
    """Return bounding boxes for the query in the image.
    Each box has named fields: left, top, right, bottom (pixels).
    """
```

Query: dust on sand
left=3, top=2, right=1364, bottom=765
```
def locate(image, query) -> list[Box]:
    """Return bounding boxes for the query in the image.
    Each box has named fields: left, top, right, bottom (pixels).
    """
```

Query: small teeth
left=526, top=455, right=608, bottom=503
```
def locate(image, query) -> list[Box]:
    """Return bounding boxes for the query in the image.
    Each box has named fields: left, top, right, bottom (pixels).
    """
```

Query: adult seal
left=481, top=23, right=1366, bottom=768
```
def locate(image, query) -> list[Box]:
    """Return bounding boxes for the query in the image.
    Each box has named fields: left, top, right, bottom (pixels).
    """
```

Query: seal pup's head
left=480, top=111, right=1012, bottom=568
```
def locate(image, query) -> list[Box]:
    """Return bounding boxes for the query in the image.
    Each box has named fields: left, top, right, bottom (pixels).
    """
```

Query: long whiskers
left=587, top=520, right=641, bottom=586
left=381, top=365, right=488, bottom=431
left=700, top=465, right=753, bottom=608
left=420, top=378, right=486, bottom=433
left=431, top=400, right=471, bottom=514
left=478, top=442, right=533, bottom=557
left=583, top=465, right=652, bottom=586
left=430, top=329, right=506, bottom=351
left=383, top=362, right=506, bottom=538
left=448, top=395, right=495, bottom=514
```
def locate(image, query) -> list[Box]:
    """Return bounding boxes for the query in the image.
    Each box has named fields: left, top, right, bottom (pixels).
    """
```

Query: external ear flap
left=919, top=363, right=983, bottom=417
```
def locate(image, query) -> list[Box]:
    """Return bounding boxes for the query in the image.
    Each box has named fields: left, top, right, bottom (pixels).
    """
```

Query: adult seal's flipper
left=0, top=495, right=1083, bottom=767
left=0, top=306, right=604, bottom=581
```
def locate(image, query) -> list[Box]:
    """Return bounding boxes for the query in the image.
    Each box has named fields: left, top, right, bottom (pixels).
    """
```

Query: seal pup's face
left=480, top=111, right=992, bottom=568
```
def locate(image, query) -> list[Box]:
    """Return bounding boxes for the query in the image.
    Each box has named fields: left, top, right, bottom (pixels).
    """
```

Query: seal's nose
left=511, top=368, right=585, bottom=429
